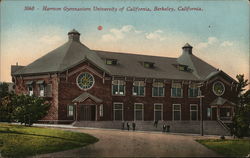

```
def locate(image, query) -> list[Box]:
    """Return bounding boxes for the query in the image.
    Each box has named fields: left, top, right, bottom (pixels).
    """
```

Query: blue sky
left=0, top=0, right=249, bottom=82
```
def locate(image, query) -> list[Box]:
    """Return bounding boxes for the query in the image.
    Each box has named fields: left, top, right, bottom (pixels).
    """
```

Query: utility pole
left=197, top=83, right=205, bottom=136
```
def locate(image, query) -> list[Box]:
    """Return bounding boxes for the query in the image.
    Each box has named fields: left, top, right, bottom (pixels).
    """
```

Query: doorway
left=80, top=105, right=96, bottom=121
left=211, top=107, right=217, bottom=120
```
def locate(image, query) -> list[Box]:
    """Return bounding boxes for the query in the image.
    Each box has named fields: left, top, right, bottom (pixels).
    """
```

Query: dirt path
left=37, top=128, right=220, bottom=157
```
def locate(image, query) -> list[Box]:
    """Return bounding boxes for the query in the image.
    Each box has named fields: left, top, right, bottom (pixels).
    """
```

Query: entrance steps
left=73, top=120, right=230, bottom=135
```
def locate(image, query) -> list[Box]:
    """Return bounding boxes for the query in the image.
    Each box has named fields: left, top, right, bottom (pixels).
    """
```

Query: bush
left=13, top=94, right=50, bottom=126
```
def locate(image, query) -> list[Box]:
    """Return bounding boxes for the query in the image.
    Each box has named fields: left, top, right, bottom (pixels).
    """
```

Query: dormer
left=106, top=59, right=118, bottom=65
left=178, top=64, right=189, bottom=71
left=143, top=61, right=154, bottom=68
left=173, top=64, right=192, bottom=72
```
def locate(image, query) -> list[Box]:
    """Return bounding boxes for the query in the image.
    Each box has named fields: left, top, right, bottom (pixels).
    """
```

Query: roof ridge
left=95, top=50, right=177, bottom=59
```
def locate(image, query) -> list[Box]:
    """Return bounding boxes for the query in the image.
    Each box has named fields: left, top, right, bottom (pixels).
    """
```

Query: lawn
left=197, top=139, right=250, bottom=157
left=0, top=123, right=98, bottom=157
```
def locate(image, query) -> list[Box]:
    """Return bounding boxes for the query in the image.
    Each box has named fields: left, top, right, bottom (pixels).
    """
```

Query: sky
left=0, top=0, right=249, bottom=82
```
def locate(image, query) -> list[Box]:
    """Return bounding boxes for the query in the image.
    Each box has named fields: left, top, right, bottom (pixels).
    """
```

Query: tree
left=231, top=74, right=250, bottom=137
left=0, top=82, right=15, bottom=122
left=13, top=94, right=50, bottom=126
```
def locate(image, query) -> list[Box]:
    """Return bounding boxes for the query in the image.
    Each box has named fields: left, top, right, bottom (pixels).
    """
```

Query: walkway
left=36, top=126, right=221, bottom=157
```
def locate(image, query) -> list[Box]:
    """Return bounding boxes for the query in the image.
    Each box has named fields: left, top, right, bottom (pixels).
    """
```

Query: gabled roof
left=205, top=70, right=237, bottom=83
left=72, top=92, right=103, bottom=103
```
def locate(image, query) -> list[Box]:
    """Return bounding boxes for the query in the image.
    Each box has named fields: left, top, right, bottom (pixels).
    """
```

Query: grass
left=0, top=123, right=98, bottom=157
left=197, top=139, right=250, bottom=157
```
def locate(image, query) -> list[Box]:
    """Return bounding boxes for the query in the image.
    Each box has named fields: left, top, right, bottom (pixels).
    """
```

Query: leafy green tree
left=0, top=82, right=15, bottom=122
left=0, top=82, right=9, bottom=98
left=231, top=74, right=250, bottom=137
left=13, top=94, right=50, bottom=126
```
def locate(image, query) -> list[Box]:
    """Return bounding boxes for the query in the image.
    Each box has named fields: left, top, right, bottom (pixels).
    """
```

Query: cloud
left=220, top=41, right=234, bottom=47
left=102, top=25, right=142, bottom=42
left=39, top=35, right=63, bottom=44
left=196, top=37, right=219, bottom=49
left=196, top=37, right=234, bottom=49
left=145, top=30, right=166, bottom=41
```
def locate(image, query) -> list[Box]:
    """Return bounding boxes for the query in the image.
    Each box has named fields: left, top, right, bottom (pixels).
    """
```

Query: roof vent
left=182, top=43, right=193, bottom=54
left=106, top=59, right=118, bottom=65
left=143, top=62, right=154, bottom=68
left=68, top=29, right=80, bottom=42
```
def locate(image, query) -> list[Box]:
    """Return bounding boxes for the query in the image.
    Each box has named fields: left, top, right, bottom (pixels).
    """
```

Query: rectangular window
left=39, top=84, right=45, bottom=97
left=152, top=82, right=164, bottom=97
left=45, top=84, right=52, bottom=97
left=113, top=103, right=123, bottom=121
left=99, top=104, right=103, bottom=117
left=188, top=84, right=199, bottom=97
left=28, top=85, right=33, bottom=96
left=134, top=103, right=144, bottom=121
left=207, top=108, right=211, bottom=118
left=68, top=105, right=74, bottom=117
left=112, top=80, right=125, bottom=95
left=171, top=83, right=182, bottom=97
left=133, top=81, right=145, bottom=96
left=173, top=104, right=181, bottom=120
left=154, top=104, right=163, bottom=121
left=190, top=104, right=198, bottom=120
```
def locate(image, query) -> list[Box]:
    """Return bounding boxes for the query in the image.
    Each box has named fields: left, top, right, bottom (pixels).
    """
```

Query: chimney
left=182, top=43, right=193, bottom=54
left=68, top=29, right=80, bottom=41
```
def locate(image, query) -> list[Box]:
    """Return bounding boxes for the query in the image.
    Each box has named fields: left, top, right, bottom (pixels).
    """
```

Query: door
left=211, top=107, right=217, bottom=120
left=80, top=105, right=96, bottom=121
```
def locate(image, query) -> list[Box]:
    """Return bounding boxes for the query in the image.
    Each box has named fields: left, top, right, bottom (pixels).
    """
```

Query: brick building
left=11, top=29, right=238, bottom=126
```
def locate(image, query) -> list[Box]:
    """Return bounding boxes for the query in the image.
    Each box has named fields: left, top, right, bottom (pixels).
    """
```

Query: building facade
left=11, top=29, right=238, bottom=124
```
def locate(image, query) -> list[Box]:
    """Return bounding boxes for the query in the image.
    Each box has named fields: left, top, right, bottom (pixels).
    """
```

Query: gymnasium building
left=11, top=29, right=237, bottom=133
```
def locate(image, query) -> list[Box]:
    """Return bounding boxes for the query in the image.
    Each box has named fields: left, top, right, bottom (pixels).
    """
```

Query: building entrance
left=80, top=105, right=96, bottom=121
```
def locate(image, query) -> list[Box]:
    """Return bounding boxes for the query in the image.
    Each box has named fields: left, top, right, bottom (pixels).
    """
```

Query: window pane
left=139, top=86, right=144, bottom=96
left=191, top=111, right=197, bottom=120
left=172, top=83, right=181, bottom=88
left=112, top=80, right=118, bottom=85
left=155, top=111, right=162, bottom=120
left=119, top=85, right=125, bottom=94
left=159, top=87, right=164, bottom=96
left=177, top=88, right=182, bottom=97
left=155, top=104, right=162, bottom=110
left=174, top=105, right=180, bottom=110
left=112, top=85, right=118, bottom=94
left=172, top=88, right=176, bottom=97
left=135, top=104, right=143, bottom=109
left=194, top=88, right=198, bottom=97
left=133, top=86, right=139, bottom=95
left=114, top=110, right=123, bottom=120
left=174, top=111, right=180, bottom=120
left=191, top=105, right=197, bottom=110
left=114, top=104, right=123, bottom=109
left=153, top=87, right=158, bottom=96
left=207, top=108, right=211, bottom=117
left=135, top=111, right=143, bottom=120
left=68, top=105, right=74, bottom=116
